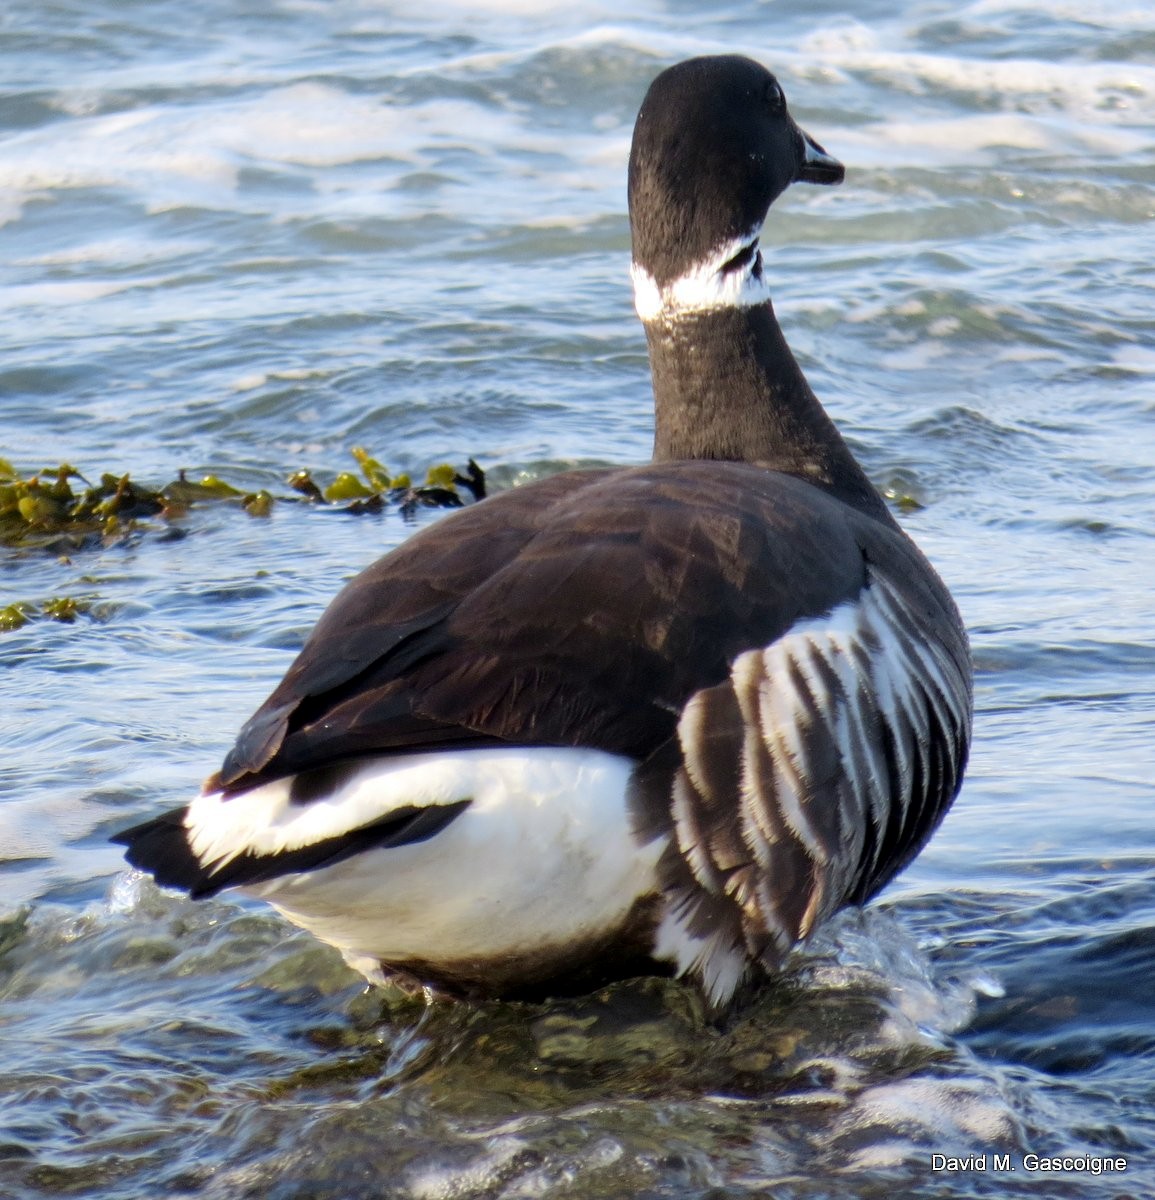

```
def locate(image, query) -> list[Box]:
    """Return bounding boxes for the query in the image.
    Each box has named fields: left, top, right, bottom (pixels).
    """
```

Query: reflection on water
left=2, top=0, right=1154, bottom=1195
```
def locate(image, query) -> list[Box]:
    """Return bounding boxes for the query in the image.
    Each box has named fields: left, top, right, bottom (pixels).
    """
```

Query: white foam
left=801, top=907, right=993, bottom=1040
left=833, top=1076, right=1021, bottom=1170
left=833, top=112, right=1151, bottom=170
left=407, top=1136, right=528, bottom=1200
left=799, top=18, right=880, bottom=56
left=16, top=236, right=207, bottom=269
left=13, top=27, right=1142, bottom=244
left=104, top=870, right=158, bottom=917
left=1111, top=345, right=1155, bottom=374
left=0, top=84, right=537, bottom=220
left=210, top=84, right=511, bottom=170
left=779, top=32, right=1155, bottom=169
left=0, top=280, right=152, bottom=310
left=966, top=0, right=1155, bottom=32
left=231, top=372, right=269, bottom=393
left=6, top=17, right=1147, bottom=232
left=795, top=40, right=1155, bottom=115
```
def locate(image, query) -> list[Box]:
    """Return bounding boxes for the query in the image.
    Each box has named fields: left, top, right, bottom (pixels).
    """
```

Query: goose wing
left=211, top=462, right=869, bottom=794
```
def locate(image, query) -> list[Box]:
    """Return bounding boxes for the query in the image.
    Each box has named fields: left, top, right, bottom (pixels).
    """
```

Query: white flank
left=668, top=565, right=970, bottom=984
left=184, top=747, right=666, bottom=974
left=631, top=227, right=769, bottom=322
left=742, top=568, right=965, bottom=881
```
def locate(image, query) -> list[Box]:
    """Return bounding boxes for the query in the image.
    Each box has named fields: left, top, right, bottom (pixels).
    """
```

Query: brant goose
left=115, top=56, right=971, bottom=1008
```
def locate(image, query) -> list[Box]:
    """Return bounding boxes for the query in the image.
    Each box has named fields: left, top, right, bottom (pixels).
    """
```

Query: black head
left=628, top=55, right=843, bottom=288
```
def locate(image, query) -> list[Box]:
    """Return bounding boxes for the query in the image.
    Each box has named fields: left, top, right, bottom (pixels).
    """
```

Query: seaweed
left=0, top=450, right=486, bottom=632
left=0, top=450, right=485, bottom=550
left=0, top=597, right=92, bottom=632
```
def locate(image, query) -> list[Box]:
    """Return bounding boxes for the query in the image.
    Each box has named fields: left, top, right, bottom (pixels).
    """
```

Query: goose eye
left=765, top=79, right=785, bottom=110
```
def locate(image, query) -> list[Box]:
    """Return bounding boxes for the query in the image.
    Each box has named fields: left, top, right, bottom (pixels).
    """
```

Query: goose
left=115, top=55, right=972, bottom=1009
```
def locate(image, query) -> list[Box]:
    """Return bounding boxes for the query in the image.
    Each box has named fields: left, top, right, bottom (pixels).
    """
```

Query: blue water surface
left=2, top=2, right=1154, bottom=1196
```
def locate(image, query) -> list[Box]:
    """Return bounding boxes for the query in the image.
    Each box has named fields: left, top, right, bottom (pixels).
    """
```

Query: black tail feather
left=112, top=799, right=472, bottom=900
left=112, top=808, right=215, bottom=896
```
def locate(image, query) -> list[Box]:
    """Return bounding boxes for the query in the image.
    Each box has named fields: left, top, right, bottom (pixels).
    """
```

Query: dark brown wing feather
left=211, top=461, right=870, bottom=795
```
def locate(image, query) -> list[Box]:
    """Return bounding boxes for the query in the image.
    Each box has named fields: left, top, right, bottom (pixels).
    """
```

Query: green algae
left=0, top=450, right=484, bottom=551
left=0, top=450, right=485, bottom=632
left=0, top=597, right=92, bottom=632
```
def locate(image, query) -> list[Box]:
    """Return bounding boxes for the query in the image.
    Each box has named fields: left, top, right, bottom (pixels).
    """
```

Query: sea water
left=2, top=2, right=1154, bottom=1196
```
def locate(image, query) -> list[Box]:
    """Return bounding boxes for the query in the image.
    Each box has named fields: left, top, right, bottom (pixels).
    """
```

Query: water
left=2, top=2, right=1154, bottom=1196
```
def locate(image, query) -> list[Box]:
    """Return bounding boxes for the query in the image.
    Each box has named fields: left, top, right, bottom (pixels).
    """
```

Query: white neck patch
left=631, top=228, right=770, bottom=323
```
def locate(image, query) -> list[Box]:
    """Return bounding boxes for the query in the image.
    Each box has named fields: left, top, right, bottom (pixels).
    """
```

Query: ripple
left=4, top=1, right=1155, bottom=1195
